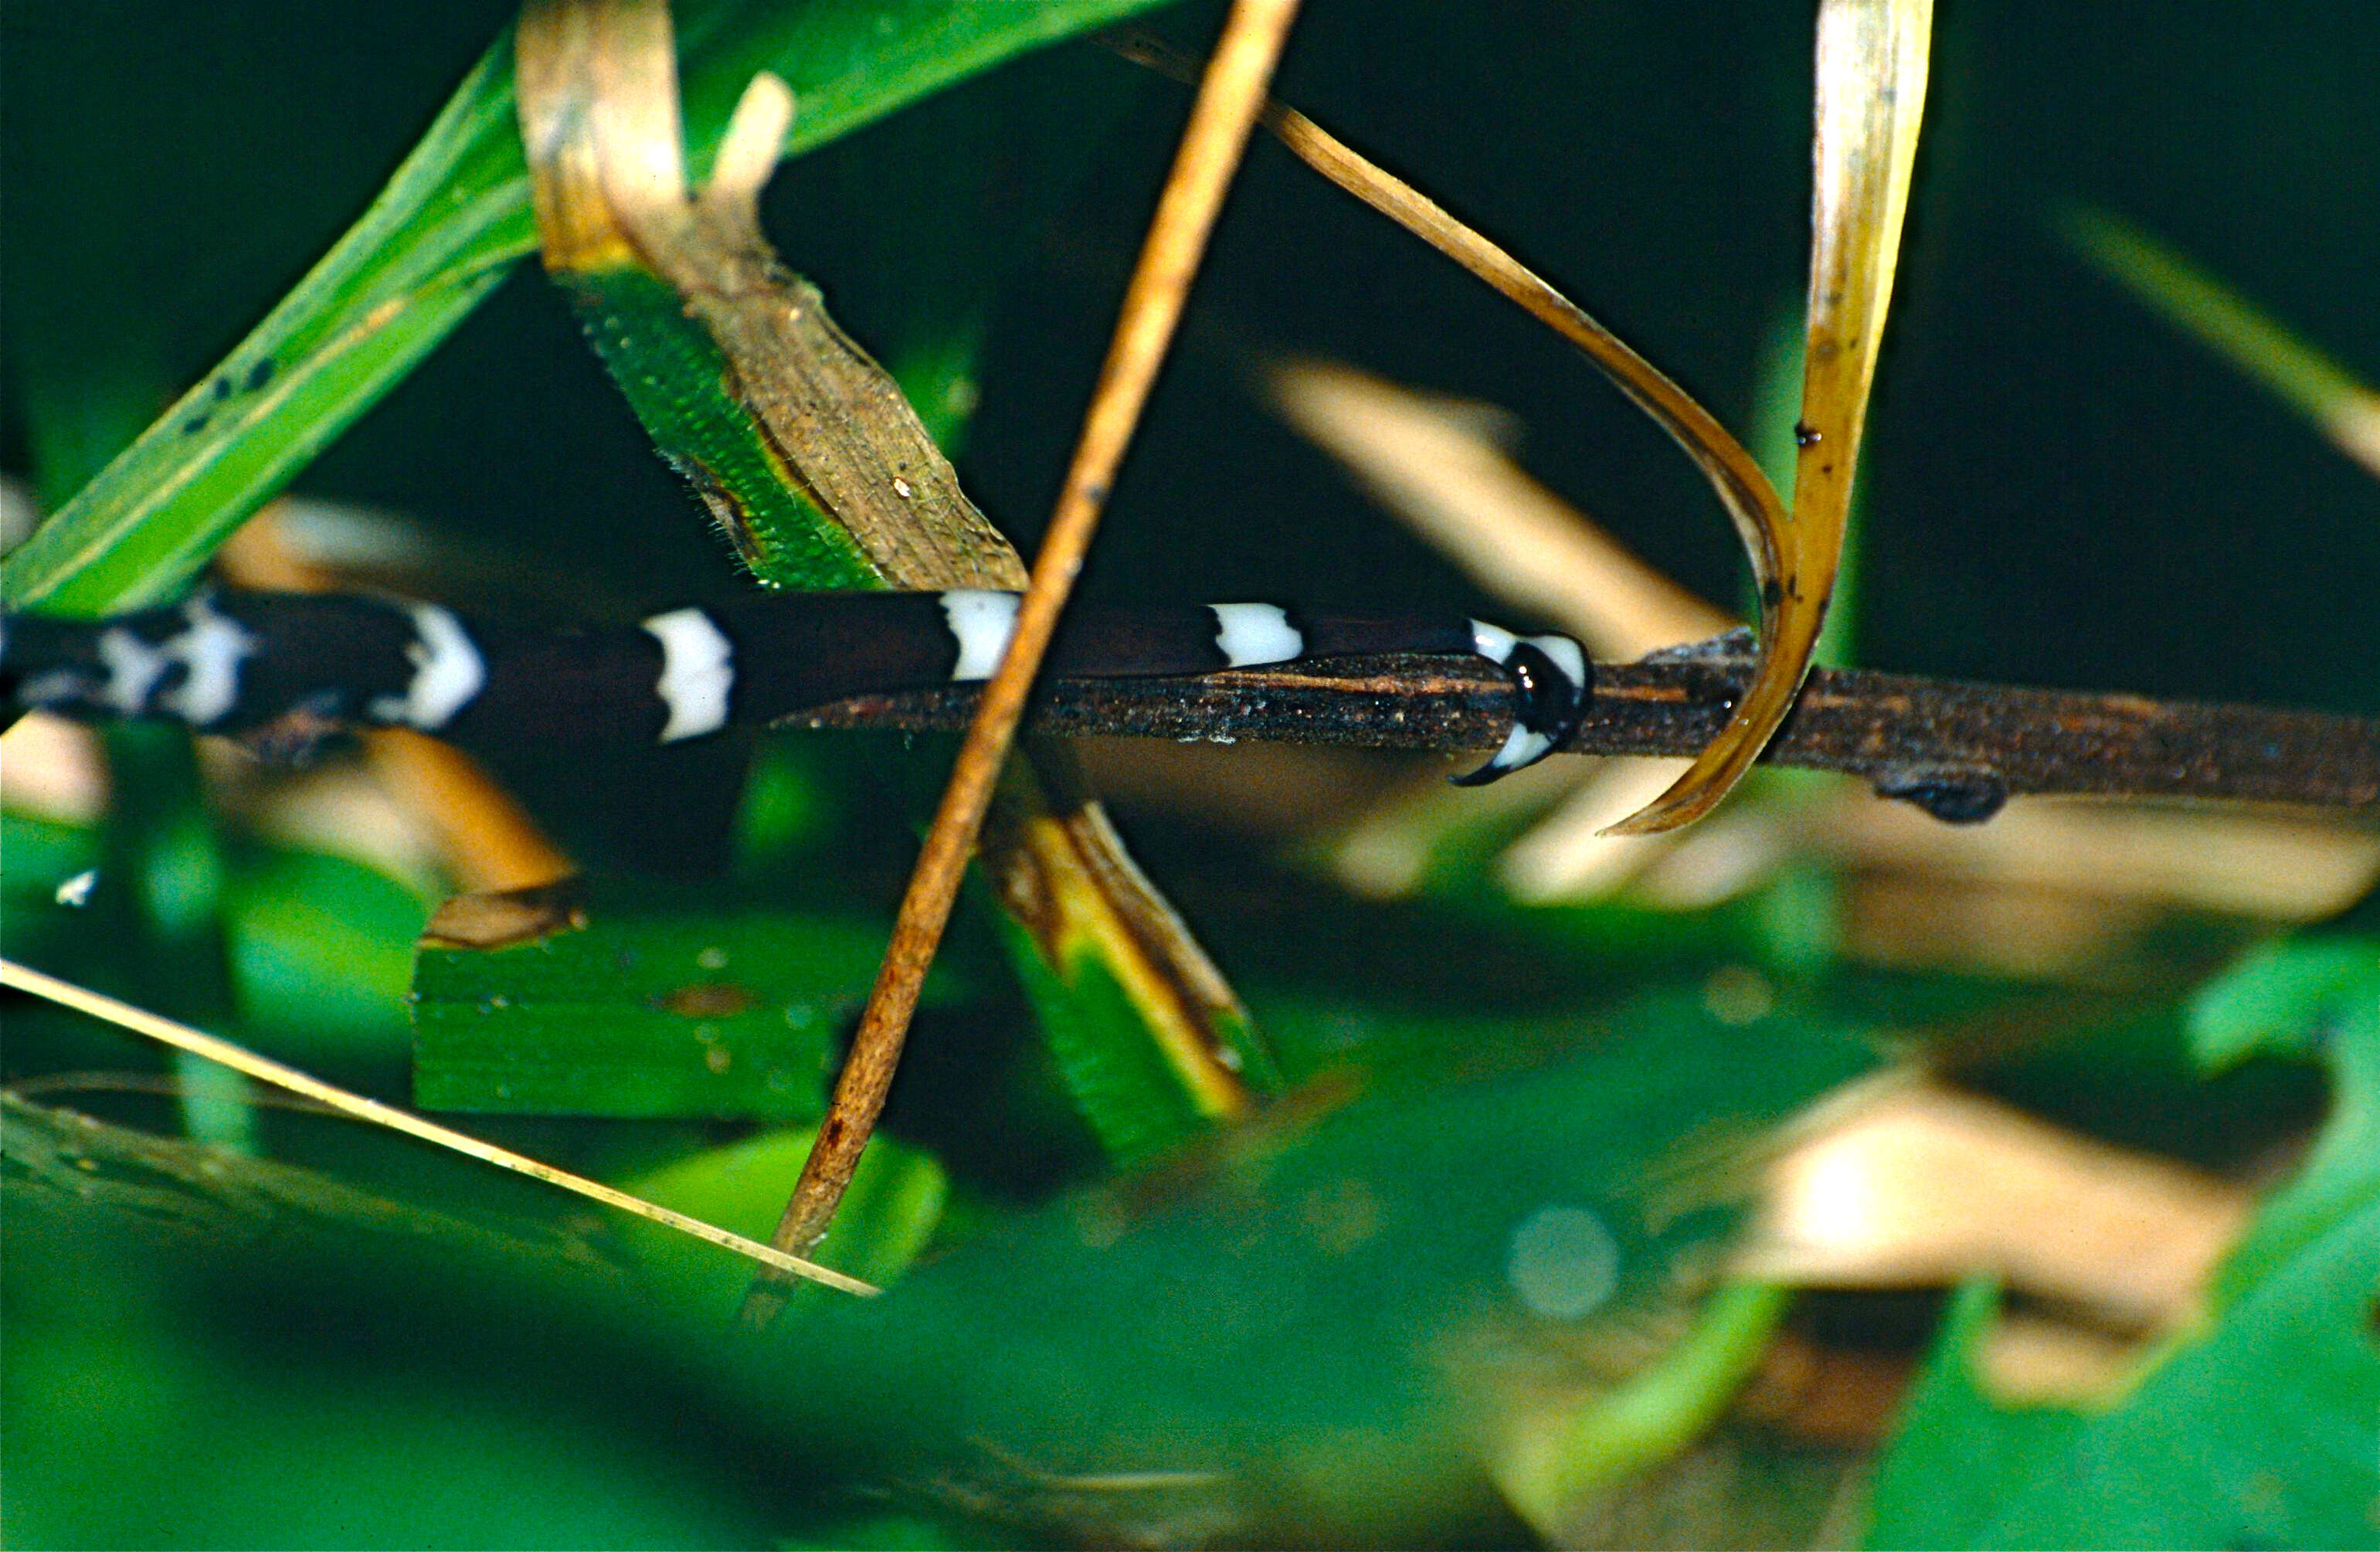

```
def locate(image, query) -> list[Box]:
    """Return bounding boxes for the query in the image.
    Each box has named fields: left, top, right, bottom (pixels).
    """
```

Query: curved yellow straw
left=1604, top=0, right=1931, bottom=833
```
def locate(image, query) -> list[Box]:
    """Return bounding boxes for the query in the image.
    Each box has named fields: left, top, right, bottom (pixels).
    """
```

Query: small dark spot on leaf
left=1761, top=578, right=1784, bottom=610
left=183, top=414, right=211, bottom=435
left=245, top=358, right=276, bottom=392
left=212, top=376, right=234, bottom=402
left=660, top=982, right=757, bottom=1018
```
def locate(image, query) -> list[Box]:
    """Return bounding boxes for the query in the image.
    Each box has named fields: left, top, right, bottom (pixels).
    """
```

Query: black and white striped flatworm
left=1, top=590, right=1590, bottom=784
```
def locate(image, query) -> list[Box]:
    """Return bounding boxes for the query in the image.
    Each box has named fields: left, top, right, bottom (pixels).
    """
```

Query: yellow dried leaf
left=1606, top=0, right=1931, bottom=834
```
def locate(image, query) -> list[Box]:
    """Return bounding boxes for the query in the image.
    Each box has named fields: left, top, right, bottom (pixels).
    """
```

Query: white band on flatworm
left=1470, top=620, right=1520, bottom=666
left=942, top=589, right=1020, bottom=681
left=369, top=604, right=486, bottom=731
left=155, top=596, right=255, bottom=725
left=1531, top=633, right=1587, bottom=688
left=1472, top=621, right=1585, bottom=689
left=1466, top=619, right=1587, bottom=779
left=97, top=628, right=168, bottom=715
left=642, top=608, right=735, bottom=742
left=1483, top=723, right=1555, bottom=776
left=1210, top=603, right=1304, bottom=667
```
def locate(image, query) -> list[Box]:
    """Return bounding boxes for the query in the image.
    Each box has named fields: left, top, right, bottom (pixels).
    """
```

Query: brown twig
left=784, top=653, right=2380, bottom=813
left=744, top=0, right=1305, bottom=1321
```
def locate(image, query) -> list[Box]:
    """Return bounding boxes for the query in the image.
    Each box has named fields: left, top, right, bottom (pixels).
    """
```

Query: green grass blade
left=2, top=42, right=525, bottom=616
left=2061, top=204, right=2380, bottom=482
left=2, top=0, right=1176, bottom=616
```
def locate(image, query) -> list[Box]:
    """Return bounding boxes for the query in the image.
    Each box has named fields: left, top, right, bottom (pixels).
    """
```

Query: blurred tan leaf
left=1267, top=359, right=1734, bottom=658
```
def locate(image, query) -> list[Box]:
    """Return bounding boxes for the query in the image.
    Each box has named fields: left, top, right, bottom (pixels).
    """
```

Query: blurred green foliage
left=1868, top=953, right=2380, bottom=1547
left=3, top=1, right=2375, bottom=1547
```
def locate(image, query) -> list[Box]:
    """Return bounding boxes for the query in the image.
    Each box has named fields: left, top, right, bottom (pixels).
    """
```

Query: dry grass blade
left=0, top=958, right=879, bottom=1297
left=1608, top=0, right=1932, bottom=833
left=746, top=0, right=1305, bottom=1309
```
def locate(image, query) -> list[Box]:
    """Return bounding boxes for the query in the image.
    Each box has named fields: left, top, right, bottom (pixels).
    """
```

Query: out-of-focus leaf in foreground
left=0, top=0, right=1176, bottom=616
left=1862, top=929, right=2380, bottom=1549
left=2188, top=929, right=2380, bottom=1302
left=2, top=1095, right=791, bottom=1550
left=766, top=993, right=1877, bottom=1544
left=5, top=990, right=1878, bottom=1547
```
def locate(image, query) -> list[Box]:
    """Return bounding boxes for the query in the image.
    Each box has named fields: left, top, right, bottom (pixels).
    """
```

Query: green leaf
left=2188, top=933, right=2380, bottom=1071
left=2189, top=932, right=2380, bottom=1299
left=2, top=0, right=1180, bottom=615
left=412, top=884, right=955, bottom=1119
left=227, top=849, right=433, bottom=1059
left=616, top=1125, right=946, bottom=1315
left=769, top=993, right=1879, bottom=1544
left=1866, top=1204, right=2380, bottom=1549
left=1860, top=1280, right=2089, bottom=1549
left=1864, top=945, right=2380, bottom=1549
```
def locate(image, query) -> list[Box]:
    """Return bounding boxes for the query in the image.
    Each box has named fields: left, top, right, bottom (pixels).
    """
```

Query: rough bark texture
left=786, top=654, right=2380, bottom=812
